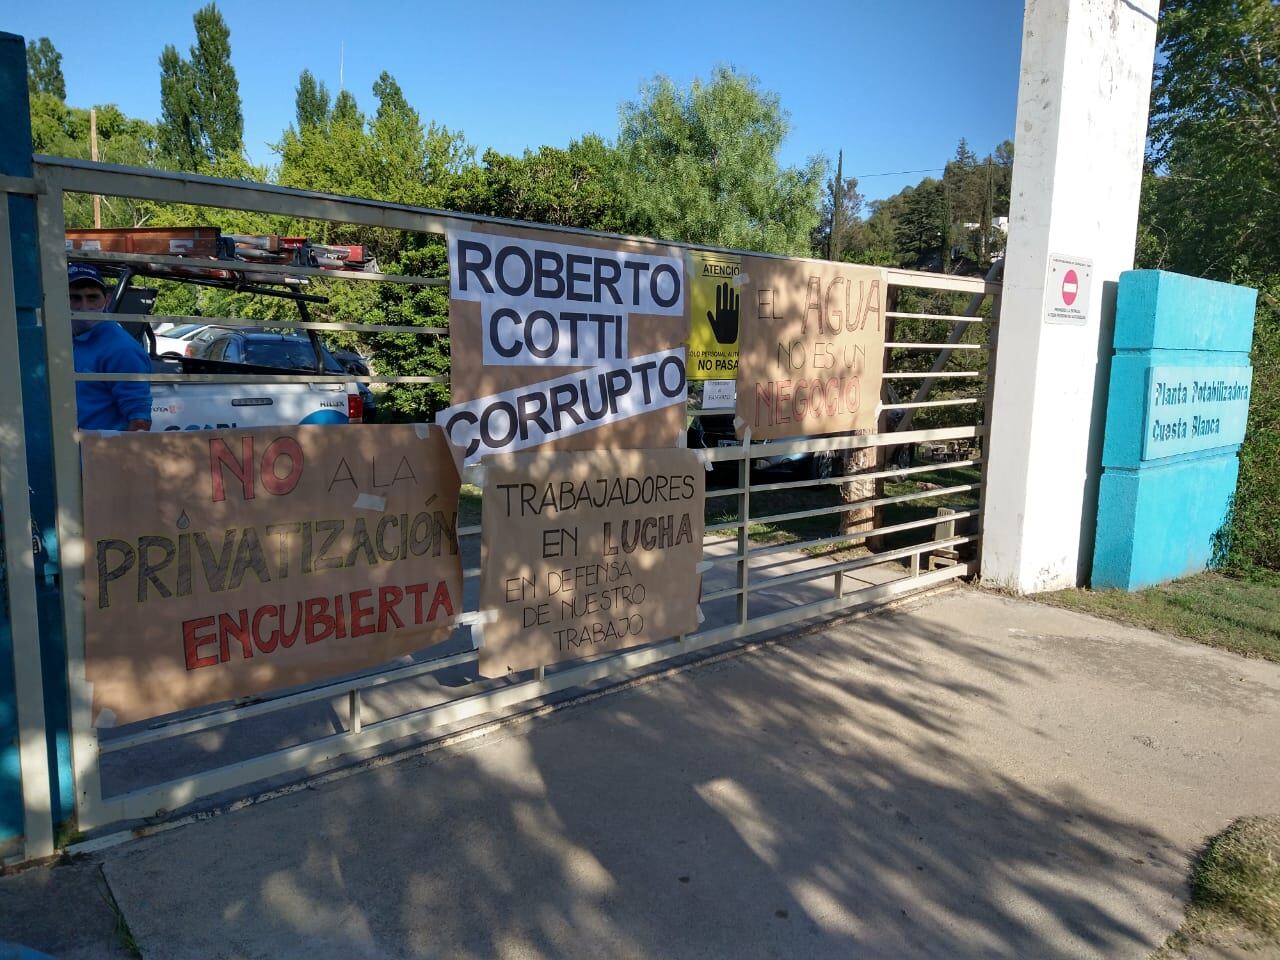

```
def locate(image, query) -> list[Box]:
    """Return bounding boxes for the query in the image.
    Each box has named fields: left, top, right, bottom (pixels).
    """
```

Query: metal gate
left=3, top=156, right=999, bottom=849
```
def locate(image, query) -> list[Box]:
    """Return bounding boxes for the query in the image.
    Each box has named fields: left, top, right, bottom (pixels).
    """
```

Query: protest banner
left=735, top=257, right=887, bottom=439
left=81, top=424, right=463, bottom=725
left=687, top=251, right=743, bottom=380
left=440, top=224, right=691, bottom=463
left=478, top=448, right=704, bottom=676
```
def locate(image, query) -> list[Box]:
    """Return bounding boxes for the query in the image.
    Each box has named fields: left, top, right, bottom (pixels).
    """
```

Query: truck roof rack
left=65, top=226, right=379, bottom=287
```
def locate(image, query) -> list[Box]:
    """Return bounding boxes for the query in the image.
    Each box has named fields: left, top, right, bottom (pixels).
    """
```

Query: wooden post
left=842, top=287, right=897, bottom=550
left=89, top=107, right=101, bottom=228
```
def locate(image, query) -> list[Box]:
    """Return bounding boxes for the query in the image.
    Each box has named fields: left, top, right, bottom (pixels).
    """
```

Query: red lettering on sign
left=406, top=582, right=431, bottom=623
left=305, top=597, right=335, bottom=644
left=218, top=610, right=253, bottom=663
left=209, top=437, right=254, bottom=503
left=427, top=581, right=455, bottom=622
left=261, top=437, right=304, bottom=496
left=350, top=589, right=375, bottom=638
left=252, top=605, right=278, bottom=653
left=177, top=581, right=457, bottom=669
left=183, top=616, right=218, bottom=670
left=208, top=435, right=304, bottom=503
left=378, top=586, right=406, bottom=632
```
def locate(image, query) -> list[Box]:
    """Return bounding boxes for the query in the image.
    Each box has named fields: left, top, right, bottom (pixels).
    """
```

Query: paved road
left=5, top=587, right=1279, bottom=958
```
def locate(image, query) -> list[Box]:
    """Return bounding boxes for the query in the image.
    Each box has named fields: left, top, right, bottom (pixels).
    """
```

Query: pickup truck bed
left=148, top=354, right=360, bottom=432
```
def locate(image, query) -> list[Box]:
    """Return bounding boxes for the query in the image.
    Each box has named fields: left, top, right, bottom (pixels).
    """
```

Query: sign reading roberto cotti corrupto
left=440, top=224, right=692, bottom=464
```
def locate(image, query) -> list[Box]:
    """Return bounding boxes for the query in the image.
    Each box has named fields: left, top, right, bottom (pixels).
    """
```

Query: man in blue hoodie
left=69, top=263, right=153, bottom=431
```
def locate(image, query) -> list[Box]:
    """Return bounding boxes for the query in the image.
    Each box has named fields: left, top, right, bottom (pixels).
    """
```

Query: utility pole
left=89, top=106, right=101, bottom=228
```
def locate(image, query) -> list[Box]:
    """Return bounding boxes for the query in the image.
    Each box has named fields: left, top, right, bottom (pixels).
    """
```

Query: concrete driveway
left=5, top=586, right=1279, bottom=958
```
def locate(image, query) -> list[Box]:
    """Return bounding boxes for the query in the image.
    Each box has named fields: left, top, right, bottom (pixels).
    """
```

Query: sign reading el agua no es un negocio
left=81, top=425, right=464, bottom=725
left=1142, top=365, right=1253, bottom=460
left=478, top=448, right=705, bottom=676
left=734, top=257, right=887, bottom=439
left=439, top=224, right=691, bottom=464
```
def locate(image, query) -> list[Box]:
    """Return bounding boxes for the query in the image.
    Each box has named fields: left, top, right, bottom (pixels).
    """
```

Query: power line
left=852, top=166, right=946, bottom=179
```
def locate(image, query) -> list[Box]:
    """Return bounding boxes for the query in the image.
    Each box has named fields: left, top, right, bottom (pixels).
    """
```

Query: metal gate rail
left=22, top=157, right=997, bottom=835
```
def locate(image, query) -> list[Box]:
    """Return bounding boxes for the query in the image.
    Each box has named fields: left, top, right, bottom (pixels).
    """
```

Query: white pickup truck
left=73, top=228, right=371, bottom=431
left=147, top=331, right=365, bottom=431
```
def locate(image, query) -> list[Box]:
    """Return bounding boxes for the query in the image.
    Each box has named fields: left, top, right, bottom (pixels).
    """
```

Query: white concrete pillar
left=982, top=0, right=1159, bottom=592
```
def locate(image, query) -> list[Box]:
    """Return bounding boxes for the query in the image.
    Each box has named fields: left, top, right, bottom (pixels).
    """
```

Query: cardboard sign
left=735, top=257, right=886, bottom=439
left=688, top=251, right=743, bottom=380
left=81, top=425, right=464, bottom=725
left=439, top=224, right=691, bottom=464
left=478, top=448, right=704, bottom=676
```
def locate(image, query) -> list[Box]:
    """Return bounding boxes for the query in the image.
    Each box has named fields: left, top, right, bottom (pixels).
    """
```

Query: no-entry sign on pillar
left=1045, top=253, right=1093, bottom=325
left=1061, top=270, right=1079, bottom=305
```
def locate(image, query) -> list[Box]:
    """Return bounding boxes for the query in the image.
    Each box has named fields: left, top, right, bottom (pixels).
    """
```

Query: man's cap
left=68, top=262, right=107, bottom=290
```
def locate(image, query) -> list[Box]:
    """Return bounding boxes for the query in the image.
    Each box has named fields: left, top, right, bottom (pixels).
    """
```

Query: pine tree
left=813, top=150, right=864, bottom=261
left=26, top=37, right=66, bottom=100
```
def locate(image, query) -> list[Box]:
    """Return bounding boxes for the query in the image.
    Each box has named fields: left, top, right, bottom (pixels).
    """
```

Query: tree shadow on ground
left=99, top=607, right=1189, bottom=959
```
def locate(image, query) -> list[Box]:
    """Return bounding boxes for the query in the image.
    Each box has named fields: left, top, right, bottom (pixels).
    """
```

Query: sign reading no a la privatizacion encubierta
left=1142, top=365, right=1253, bottom=460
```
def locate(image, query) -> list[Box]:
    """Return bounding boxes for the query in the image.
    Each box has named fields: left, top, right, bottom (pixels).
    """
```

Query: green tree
left=852, top=140, right=1013, bottom=270
left=855, top=192, right=907, bottom=266
left=890, top=179, right=946, bottom=269
left=1141, top=0, right=1280, bottom=570
left=28, top=95, right=159, bottom=226
left=456, top=137, right=623, bottom=230
left=357, top=244, right=453, bottom=420
left=294, top=69, right=330, bottom=129
left=26, top=37, right=65, bottom=100
left=1144, top=0, right=1280, bottom=279
left=158, top=2, right=244, bottom=170
left=271, top=75, right=474, bottom=421
left=614, top=67, right=823, bottom=255
left=332, top=89, right=362, bottom=127
left=276, top=73, right=471, bottom=257
left=813, top=149, right=864, bottom=261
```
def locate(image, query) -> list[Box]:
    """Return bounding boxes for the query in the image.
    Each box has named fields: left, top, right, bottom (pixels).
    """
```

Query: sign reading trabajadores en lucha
left=478, top=447, right=705, bottom=676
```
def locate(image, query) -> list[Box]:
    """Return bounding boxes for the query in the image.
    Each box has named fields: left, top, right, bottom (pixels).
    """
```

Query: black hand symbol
left=707, top=281, right=739, bottom=345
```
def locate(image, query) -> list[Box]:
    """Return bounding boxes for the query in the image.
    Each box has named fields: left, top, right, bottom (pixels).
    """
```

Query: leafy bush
left=1223, top=284, right=1280, bottom=572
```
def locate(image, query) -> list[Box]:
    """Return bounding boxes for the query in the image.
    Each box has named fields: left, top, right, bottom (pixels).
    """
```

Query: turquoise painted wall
left=1092, top=271, right=1257, bottom=590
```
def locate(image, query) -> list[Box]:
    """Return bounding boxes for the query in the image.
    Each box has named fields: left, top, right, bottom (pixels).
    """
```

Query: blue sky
left=7, top=0, right=1025, bottom=202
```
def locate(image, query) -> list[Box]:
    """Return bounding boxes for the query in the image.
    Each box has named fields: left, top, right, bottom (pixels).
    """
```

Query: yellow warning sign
left=688, top=251, right=742, bottom=380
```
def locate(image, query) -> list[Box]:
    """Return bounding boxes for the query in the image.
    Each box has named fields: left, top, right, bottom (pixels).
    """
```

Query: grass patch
left=705, top=463, right=981, bottom=558
left=708, top=484, right=845, bottom=547
left=97, top=864, right=143, bottom=959
left=1195, top=817, right=1280, bottom=934
left=459, top=483, right=482, bottom=527
left=1041, top=569, right=1280, bottom=663
left=1155, top=816, right=1280, bottom=959
left=54, top=820, right=85, bottom=849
